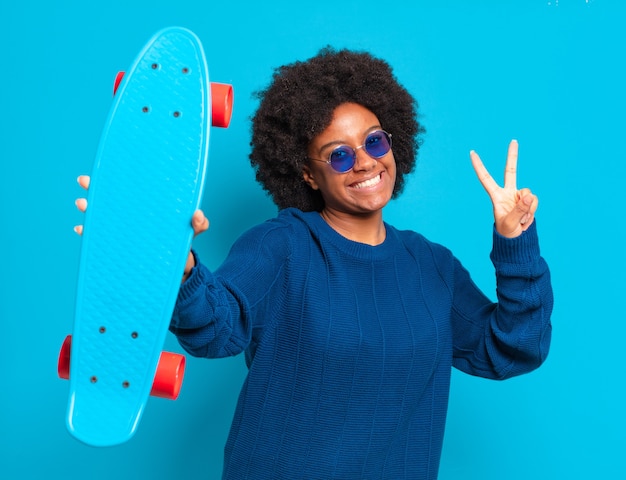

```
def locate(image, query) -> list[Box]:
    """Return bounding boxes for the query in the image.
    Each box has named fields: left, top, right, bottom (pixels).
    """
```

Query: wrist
left=181, top=250, right=197, bottom=283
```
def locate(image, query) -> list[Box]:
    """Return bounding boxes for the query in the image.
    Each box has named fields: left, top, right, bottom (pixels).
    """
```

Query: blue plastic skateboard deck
left=61, top=27, right=232, bottom=447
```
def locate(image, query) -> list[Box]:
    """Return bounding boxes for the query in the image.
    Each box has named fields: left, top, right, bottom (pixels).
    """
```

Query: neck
left=320, top=209, right=386, bottom=246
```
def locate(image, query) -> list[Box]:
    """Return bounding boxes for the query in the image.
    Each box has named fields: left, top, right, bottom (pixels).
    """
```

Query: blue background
left=1, top=0, right=624, bottom=478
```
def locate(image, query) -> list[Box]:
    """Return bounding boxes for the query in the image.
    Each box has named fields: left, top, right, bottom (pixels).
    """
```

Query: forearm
left=170, top=258, right=252, bottom=359
left=490, top=221, right=553, bottom=375
left=452, top=221, right=553, bottom=379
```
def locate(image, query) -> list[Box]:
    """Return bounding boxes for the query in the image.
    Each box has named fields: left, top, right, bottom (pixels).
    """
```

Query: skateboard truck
left=58, top=335, right=185, bottom=400
left=113, top=74, right=233, bottom=128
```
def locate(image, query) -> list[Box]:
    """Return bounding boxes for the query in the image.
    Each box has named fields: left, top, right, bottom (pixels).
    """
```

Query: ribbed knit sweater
left=170, top=208, right=553, bottom=479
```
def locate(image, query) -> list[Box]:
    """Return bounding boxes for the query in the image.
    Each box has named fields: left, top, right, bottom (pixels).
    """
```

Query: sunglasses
left=309, top=130, right=393, bottom=173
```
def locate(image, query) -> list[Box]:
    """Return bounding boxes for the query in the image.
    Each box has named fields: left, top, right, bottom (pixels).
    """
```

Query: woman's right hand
left=183, top=210, right=209, bottom=282
left=74, top=175, right=209, bottom=282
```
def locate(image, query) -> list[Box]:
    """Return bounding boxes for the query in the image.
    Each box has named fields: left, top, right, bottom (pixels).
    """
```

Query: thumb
left=191, top=210, right=209, bottom=237
left=517, top=189, right=538, bottom=226
left=498, top=192, right=535, bottom=237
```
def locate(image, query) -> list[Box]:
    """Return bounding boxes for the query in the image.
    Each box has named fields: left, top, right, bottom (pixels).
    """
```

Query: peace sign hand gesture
left=470, top=140, right=538, bottom=239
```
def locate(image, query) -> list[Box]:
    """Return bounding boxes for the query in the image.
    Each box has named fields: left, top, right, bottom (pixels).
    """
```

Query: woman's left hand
left=470, top=139, right=538, bottom=238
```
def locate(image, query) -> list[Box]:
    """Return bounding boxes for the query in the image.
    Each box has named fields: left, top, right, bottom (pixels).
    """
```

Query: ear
left=302, top=165, right=319, bottom=190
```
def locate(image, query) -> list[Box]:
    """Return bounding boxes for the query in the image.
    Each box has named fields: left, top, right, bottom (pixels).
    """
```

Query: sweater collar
left=284, top=208, right=399, bottom=261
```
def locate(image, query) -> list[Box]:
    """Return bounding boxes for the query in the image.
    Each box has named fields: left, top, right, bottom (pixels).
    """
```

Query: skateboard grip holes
left=182, top=67, right=189, bottom=74
left=122, top=381, right=130, bottom=389
left=90, top=376, right=98, bottom=384
left=131, top=331, right=139, bottom=339
left=142, top=106, right=150, bottom=113
left=151, top=63, right=159, bottom=70
left=173, top=111, right=181, bottom=118
left=99, top=326, right=106, bottom=334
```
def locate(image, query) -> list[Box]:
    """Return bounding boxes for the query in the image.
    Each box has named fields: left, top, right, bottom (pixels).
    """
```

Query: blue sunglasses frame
left=308, top=130, right=393, bottom=173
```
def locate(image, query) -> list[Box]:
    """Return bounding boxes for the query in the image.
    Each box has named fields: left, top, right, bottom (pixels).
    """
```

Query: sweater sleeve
left=169, top=220, right=290, bottom=359
left=451, top=221, right=553, bottom=380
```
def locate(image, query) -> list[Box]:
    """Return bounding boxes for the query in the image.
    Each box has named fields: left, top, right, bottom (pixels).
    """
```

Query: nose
left=352, top=146, right=377, bottom=172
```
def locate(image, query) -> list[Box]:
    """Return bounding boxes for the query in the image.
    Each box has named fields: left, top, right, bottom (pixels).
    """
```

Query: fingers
left=191, top=209, right=209, bottom=237
left=74, top=176, right=210, bottom=242
left=75, top=198, right=87, bottom=212
left=514, top=191, right=534, bottom=226
left=470, top=149, right=499, bottom=196
left=74, top=175, right=90, bottom=235
left=497, top=188, right=538, bottom=237
left=75, top=211, right=209, bottom=238
left=77, top=175, right=90, bottom=190
left=472, top=140, right=539, bottom=237
left=518, top=189, right=538, bottom=227
left=74, top=197, right=87, bottom=235
left=471, top=139, right=519, bottom=195
left=503, top=140, right=518, bottom=190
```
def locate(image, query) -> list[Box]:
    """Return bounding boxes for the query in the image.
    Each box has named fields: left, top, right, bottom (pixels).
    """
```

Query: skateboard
left=57, top=27, right=233, bottom=447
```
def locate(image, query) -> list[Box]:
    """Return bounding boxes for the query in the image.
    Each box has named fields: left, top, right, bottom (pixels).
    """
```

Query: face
left=303, top=102, right=396, bottom=217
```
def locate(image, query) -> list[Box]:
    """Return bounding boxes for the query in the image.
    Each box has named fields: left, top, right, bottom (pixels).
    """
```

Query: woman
left=77, top=48, right=552, bottom=479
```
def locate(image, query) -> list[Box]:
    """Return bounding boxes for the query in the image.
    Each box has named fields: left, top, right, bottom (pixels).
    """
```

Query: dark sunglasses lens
left=364, top=131, right=392, bottom=158
left=329, top=146, right=356, bottom=173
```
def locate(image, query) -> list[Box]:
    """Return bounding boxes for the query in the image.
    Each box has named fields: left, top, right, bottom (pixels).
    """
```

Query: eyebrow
left=317, top=125, right=382, bottom=155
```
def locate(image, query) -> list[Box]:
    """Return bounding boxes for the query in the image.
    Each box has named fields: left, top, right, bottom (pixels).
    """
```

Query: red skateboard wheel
left=210, top=82, right=233, bottom=128
left=58, top=335, right=72, bottom=380
left=150, top=352, right=186, bottom=400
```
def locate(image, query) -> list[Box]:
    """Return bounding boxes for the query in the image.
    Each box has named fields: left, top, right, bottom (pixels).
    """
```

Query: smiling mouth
left=353, top=173, right=382, bottom=189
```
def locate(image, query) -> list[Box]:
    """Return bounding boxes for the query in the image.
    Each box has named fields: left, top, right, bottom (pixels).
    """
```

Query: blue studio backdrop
left=1, top=1, right=624, bottom=478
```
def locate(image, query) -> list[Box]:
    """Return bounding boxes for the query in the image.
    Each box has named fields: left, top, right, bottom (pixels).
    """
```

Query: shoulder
left=387, top=224, right=454, bottom=261
left=243, top=208, right=314, bottom=238
left=230, top=208, right=314, bottom=254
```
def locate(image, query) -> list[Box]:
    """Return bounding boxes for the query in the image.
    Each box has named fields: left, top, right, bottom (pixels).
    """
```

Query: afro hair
left=249, top=47, right=425, bottom=211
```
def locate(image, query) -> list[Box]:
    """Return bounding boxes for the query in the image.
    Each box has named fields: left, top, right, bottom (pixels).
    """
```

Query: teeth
left=354, top=174, right=381, bottom=189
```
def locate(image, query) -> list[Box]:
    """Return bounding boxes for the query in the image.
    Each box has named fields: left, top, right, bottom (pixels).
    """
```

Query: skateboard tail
left=67, top=390, right=147, bottom=447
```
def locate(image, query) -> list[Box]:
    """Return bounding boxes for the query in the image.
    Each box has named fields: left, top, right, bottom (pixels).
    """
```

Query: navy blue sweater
left=170, top=208, right=553, bottom=479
